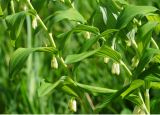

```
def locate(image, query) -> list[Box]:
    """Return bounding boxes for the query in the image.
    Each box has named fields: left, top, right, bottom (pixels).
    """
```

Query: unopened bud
left=32, top=16, right=38, bottom=29
left=104, top=57, right=110, bottom=64
left=131, top=56, right=139, bottom=67
left=51, top=56, right=58, bottom=69
left=112, top=62, right=120, bottom=75
left=125, top=39, right=132, bottom=47
left=84, top=32, right=91, bottom=39
left=68, top=98, right=77, bottom=112
left=23, top=5, right=27, bottom=11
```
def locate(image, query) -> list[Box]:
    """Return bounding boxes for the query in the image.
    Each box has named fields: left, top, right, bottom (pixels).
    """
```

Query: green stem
left=151, top=38, right=159, bottom=49
left=120, top=60, right=132, bottom=77
left=138, top=91, right=150, bottom=114
left=26, top=0, right=56, bottom=47
left=10, top=0, right=15, bottom=14
left=26, top=0, right=68, bottom=68
left=145, top=89, right=150, bottom=113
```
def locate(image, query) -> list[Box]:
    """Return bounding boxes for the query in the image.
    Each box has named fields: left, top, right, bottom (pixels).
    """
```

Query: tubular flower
left=104, top=57, right=110, bottom=64
left=131, top=56, right=139, bottom=67
left=51, top=56, right=58, bottom=69
left=112, top=62, right=120, bottom=75
left=68, top=98, right=77, bottom=112
left=32, top=16, right=38, bottom=29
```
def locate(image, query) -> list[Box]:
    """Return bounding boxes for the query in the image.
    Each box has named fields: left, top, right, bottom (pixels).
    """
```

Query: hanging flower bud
left=68, top=98, right=77, bottom=112
left=104, top=57, right=110, bottom=64
left=51, top=56, right=58, bottom=69
left=32, top=16, right=38, bottom=29
left=112, top=62, right=120, bottom=75
left=131, top=56, right=139, bottom=68
left=125, top=39, right=132, bottom=47
left=84, top=32, right=91, bottom=39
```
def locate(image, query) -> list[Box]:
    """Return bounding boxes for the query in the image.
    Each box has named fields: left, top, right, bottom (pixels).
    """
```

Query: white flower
left=104, top=57, right=110, bottom=64
left=32, top=16, right=38, bottom=29
left=51, top=56, right=58, bottom=69
left=68, top=98, right=77, bottom=112
left=131, top=56, right=139, bottom=67
left=85, top=32, right=91, bottom=39
left=112, top=62, right=120, bottom=75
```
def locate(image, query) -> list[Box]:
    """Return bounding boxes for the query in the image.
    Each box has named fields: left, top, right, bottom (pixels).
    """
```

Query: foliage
left=0, top=0, right=160, bottom=114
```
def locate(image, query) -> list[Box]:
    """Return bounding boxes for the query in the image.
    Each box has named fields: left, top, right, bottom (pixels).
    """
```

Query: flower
left=131, top=56, right=139, bottom=67
left=51, top=56, right=58, bottom=69
left=32, top=16, right=38, bottom=29
left=68, top=98, right=77, bottom=112
left=104, top=57, right=110, bottom=64
left=112, top=62, right=120, bottom=75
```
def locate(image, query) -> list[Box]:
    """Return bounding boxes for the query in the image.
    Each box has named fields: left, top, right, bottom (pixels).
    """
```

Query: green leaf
left=9, top=47, right=57, bottom=78
left=147, top=14, right=160, bottom=35
left=38, top=79, right=61, bottom=97
left=99, top=29, right=118, bottom=37
left=95, top=85, right=130, bottom=112
left=58, top=24, right=100, bottom=49
left=65, top=48, right=100, bottom=64
left=47, top=8, right=86, bottom=23
left=61, top=85, right=79, bottom=97
left=80, top=29, right=118, bottom=52
left=76, top=82, right=117, bottom=94
left=125, top=94, right=143, bottom=106
left=96, top=45, right=122, bottom=62
left=0, top=5, right=3, bottom=16
left=5, top=10, right=35, bottom=40
left=137, top=22, right=158, bottom=54
left=151, top=82, right=160, bottom=89
left=134, top=48, right=160, bottom=78
left=121, top=79, right=144, bottom=98
left=145, top=75, right=160, bottom=82
left=116, top=5, right=158, bottom=29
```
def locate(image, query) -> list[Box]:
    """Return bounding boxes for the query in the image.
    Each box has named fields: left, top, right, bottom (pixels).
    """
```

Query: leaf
left=99, top=29, right=118, bottom=37
left=125, top=94, right=143, bottom=106
left=95, top=85, right=130, bottom=112
left=0, top=5, right=3, bottom=16
left=5, top=10, right=35, bottom=40
left=151, top=82, right=160, bottom=89
left=80, top=29, right=118, bottom=52
left=96, top=45, right=122, bottom=62
left=121, top=79, right=144, bottom=98
left=65, top=48, right=100, bottom=64
left=38, top=79, right=61, bottom=97
left=116, top=5, right=158, bottom=29
left=9, top=47, right=57, bottom=78
left=145, top=75, right=160, bottom=82
left=147, top=14, right=160, bottom=35
left=47, top=8, right=86, bottom=23
left=134, top=48, right=160, bottom=78
left=137, top=22, right=158, bottom=54
left=76, top=82, right=117, bottom=94
left=58, top=24, right=100, bottom=49
left=61, top=85, right=79, bottom=97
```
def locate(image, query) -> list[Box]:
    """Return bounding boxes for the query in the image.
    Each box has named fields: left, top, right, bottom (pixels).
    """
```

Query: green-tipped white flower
left=85, top=32, right=91, bottom=39
left=125, top=39, right=132, bottom=47
left=51, top=56, right=58, bottom=69
left=104, top=57, right=110, bottom=64
left=112, top=62, right=120, bottom=75
left=32, top=16, right=38, bottom=29
left=131, top=56, right=139, bottom=67
left=68, top=98, right=77, bottom=112
left=23, top=5, right=27, bottom=11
